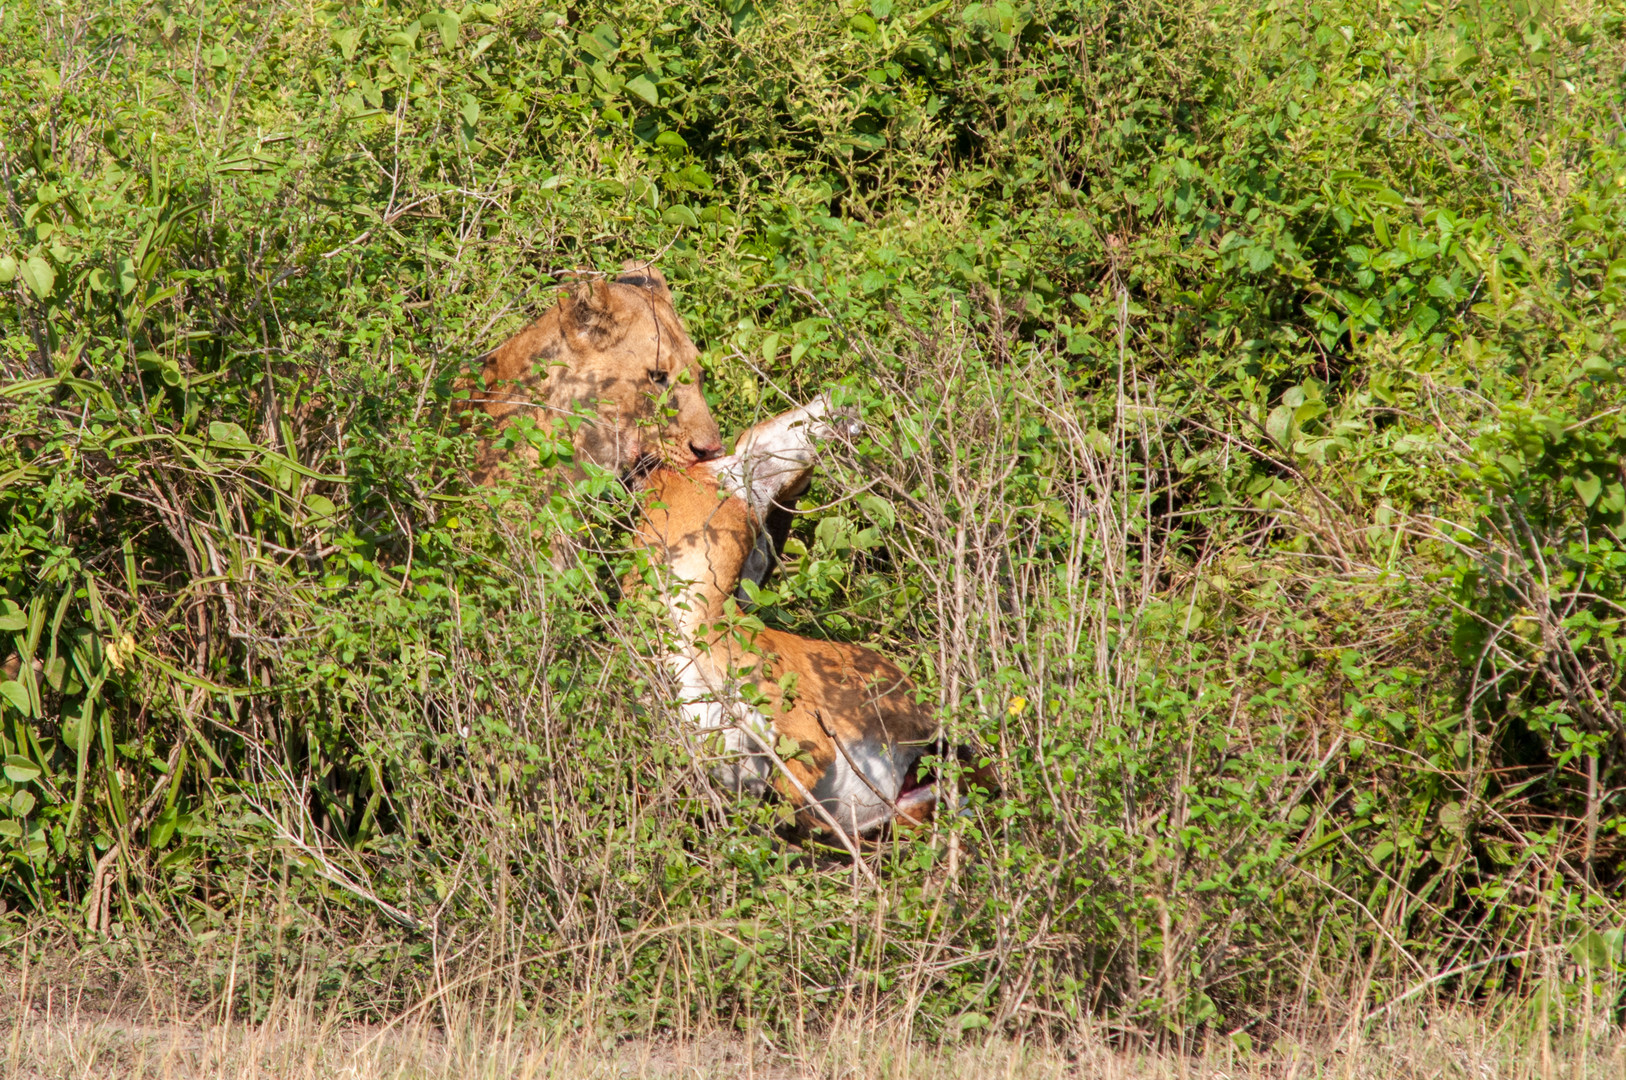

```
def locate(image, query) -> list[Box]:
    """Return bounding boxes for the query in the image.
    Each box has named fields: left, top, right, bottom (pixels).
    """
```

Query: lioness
left=465, top=261, right=723, bottom=484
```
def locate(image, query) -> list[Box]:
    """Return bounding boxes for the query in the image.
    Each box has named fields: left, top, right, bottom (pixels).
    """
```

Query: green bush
left=1, top=0, right=1623, bottom=1043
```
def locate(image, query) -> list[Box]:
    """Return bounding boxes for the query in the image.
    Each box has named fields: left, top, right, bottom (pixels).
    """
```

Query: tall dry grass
left=8, top=1009, right=1626, bottom=1078
left=14, top=909, right=1626, bottom=1076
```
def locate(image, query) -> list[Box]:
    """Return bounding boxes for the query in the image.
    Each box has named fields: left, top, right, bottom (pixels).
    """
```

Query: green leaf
left=384, top=23, right=420, bottom=49
left=133, top=351, right=183, bottom=387
left=1369, top=186, right=1406, bottom=208
left=305, top=493, right=337, bottom=522
left=1411, top=303, right=1440, bottom=334
left=578, top=24, right=618, bottom=61
left=434, top=11, right=460, bottom=49
left=159, top=844, right=197, bottom=870
left=19, top=256, right=54, bottom=300
left=3, top=755, right=40, bottom=784
left=955, top=1012, right=989, bottom=1032
left=1583, top=355, right=1618, bottom=381
left=625, top=74, right=659, bottom=105
left=859, top=494, right=894, bottom=531
left=1574, top=471, right=1602, bottom=507
left=1294, top=401, right=1327, bottom=426
left=655, top=131, right=687, bottom=151
left=150, top=805, right=179, bottom=848
left=908, top=0, right=951, bottom=26
left=815, top=516, right=852, bottom=551
left=61, top=706, right=88, bottom=754
left=208, top=420, right=253, bottom=447
left=42, top=655, right=66, bottom=692
left=0, top=681, right=28, bottom=712
left=388, top=46, right=414, bottom=81
left=661, top=205, right=699, bottom=228
left=332, top=27, right=359, bottom=61
left=1571, top=930, right=1612, bottom=970
left=0, top=255, right=15, bottom=283
left=1265, top=404, right=1293, bottom=448
left=674, top=164, right=713, bottom=191
left=10, top=790, right=36, bottom=818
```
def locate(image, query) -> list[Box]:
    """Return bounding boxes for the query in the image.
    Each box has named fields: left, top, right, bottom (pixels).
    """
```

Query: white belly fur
left=682, top=697, right=775, bottom=797
left=808, top=737, right=920, bottom=835
left=675, top=681, right=923, bottom=832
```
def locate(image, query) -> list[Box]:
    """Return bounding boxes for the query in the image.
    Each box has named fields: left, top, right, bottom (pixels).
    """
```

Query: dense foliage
left=2, top=0, right=1624, bottom=1045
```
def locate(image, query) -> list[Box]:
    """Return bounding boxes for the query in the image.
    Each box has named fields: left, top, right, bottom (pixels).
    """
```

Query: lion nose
left=690, top=439, right=724, bottom=462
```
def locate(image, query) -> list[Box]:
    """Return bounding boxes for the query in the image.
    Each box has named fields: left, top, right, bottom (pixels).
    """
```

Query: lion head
left=466, top=261, right=723, bottom=485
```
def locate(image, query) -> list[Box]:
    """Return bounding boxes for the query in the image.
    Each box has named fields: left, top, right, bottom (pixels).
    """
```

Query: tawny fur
left=630, top=401, right=962, bottom=837
left=462, top=261, right=722, bottom=484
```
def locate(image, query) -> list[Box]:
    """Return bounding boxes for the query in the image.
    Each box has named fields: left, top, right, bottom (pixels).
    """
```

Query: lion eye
left=648, top=369, right=669, bottom=387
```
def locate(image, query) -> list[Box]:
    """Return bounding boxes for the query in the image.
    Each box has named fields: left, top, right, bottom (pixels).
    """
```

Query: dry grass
left=5, top=994, right=1626, bottom=1080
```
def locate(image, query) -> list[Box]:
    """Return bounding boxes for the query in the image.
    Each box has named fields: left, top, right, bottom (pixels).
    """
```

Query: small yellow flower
left=1007, top=696, right=1026, bottom=717
left=103, top=632, right=137, bottom=672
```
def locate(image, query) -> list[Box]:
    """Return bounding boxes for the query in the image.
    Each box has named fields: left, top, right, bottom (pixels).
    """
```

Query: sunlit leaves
left=326, top=25, right=359, bottom=63
left=18, top=256, right=52, bottom=299
left=0, top=0, right=1620, bottom=1032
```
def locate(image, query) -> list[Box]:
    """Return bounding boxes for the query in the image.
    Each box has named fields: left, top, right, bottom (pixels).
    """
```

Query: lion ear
left=615, top=260, right=671, bottom=299
left=560, top=276, right=620, bottom=349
